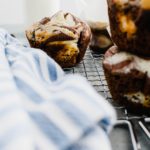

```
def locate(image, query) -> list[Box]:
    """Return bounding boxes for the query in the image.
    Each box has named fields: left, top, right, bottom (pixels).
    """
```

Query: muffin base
left=103, top=45, right=150, bottom=115
left=104, top=68, right=150, bottom=115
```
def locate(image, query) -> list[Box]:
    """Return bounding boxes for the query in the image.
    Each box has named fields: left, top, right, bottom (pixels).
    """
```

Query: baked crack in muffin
left=26, top=11, right=91, bottom=68
left=107, top=0, right=150, bottom=56
left=103, top=46, right=150, bottom=114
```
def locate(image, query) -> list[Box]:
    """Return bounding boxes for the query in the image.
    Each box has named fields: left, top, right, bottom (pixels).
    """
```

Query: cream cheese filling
left=47, top=40, right=79, bottom=56
left=104, top=51, right=150, bottom=76
left=50, top=11, right=76, bottom=27
left=118, top=14, right=137, bottom=37
left=47, top=40, right=79, bottom=51
left=124, top=92, right=150, bottom=107
left=114, top=0, right=129, bottom=5
left=141, top=0, right=150, bottom=10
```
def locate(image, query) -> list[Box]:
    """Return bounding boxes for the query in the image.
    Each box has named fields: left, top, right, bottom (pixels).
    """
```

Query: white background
left=0, top=0, right=108, bottom=26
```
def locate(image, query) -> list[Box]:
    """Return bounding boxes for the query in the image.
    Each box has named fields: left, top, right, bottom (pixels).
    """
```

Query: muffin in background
left=103, top=46, right=150, bottom=114
left=88, top=21, right=113, bottom=53
left=26, top=11, right=91, bottom=68
left=107, top=0, right=150, bottom=56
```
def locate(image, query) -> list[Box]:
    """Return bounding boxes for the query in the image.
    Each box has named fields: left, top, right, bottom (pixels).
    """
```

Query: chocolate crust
left=107, top=0, right=150, bottom=57
left=103, top=46, right=150, bottom=114
left=104, top=68, right=150, bottom=114
left=77, top=22, right=91, bottom=64
left=26, top=11, right=91, bottom=68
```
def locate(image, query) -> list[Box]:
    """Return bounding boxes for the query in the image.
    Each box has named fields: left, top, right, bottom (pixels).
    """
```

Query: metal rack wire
left=64, top=49, right=150, bottom=150
left=15, top=31, right=149, bottom=150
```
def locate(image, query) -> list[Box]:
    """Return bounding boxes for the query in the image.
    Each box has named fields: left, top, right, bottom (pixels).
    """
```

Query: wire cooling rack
left=63, top=50, right=150, bottom=150
left=12, top=29, right=149, bottom=150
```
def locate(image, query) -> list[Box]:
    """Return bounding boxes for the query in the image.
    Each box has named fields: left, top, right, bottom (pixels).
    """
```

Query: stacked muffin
left=103, top=0, right=150, bottom=114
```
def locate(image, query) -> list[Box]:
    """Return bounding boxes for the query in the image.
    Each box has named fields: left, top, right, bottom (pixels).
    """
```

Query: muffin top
left=103, top=46, right=150, bottom=77
left=26, top=11, right=90, bottom=46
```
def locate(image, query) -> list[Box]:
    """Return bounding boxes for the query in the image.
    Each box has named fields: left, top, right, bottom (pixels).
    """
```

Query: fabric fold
left=0, top=29, right=116, bottom=150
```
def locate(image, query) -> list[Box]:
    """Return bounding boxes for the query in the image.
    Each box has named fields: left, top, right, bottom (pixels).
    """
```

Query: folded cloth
left=0, top=29, right=116, bottom=150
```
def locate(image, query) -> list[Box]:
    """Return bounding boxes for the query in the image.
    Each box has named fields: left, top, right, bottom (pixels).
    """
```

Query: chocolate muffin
left=107, top=0, right=150, bottom=57
left=103, top=46, right=150, bottom=114
left=88, top=21, right=113, bottom=53
left=26, top=11, right=91, bottom=68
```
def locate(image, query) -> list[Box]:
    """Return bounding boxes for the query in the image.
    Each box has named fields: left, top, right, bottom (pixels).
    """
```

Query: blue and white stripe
left=0, top=28, right=116, bottom=150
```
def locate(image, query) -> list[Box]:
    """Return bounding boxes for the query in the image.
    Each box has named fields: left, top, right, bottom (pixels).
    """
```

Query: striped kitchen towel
left=0, top=28, right=116, bottom=150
